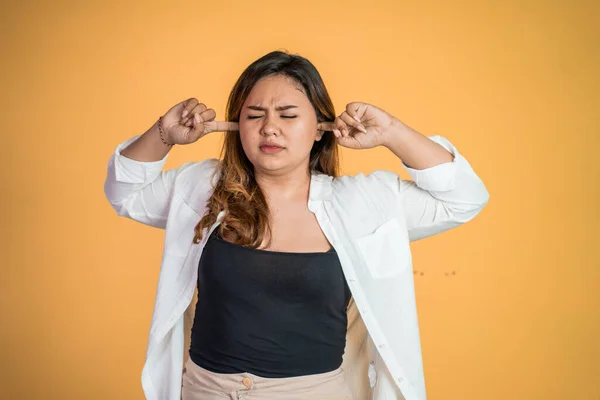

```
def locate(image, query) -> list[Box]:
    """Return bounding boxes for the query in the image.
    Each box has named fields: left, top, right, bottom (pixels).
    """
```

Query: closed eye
left=247, top=115, right=297, bottom=119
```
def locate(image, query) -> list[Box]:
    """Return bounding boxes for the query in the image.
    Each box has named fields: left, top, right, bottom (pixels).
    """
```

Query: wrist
left=381, top=118, right=410, bottom=148
left=158, top=116, right=174, bottom=147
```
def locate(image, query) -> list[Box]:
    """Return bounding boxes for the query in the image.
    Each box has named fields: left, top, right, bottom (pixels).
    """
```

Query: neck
left=254, top=166, right=311, bottom=203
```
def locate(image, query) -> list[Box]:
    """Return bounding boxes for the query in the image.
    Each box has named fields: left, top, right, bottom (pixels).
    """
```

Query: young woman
left=104, top=50, right=489, bottom=400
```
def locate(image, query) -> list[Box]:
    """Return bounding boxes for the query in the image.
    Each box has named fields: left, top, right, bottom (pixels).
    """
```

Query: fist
left=160, top=98, right=239, bottom=145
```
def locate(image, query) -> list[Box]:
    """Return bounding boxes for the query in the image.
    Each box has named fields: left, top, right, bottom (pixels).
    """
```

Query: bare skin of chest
left=258, top=206, right=332, bottom=253
left=220, top=202, right=332, bottom=253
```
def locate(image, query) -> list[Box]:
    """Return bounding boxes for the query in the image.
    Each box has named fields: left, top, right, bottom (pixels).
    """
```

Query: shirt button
left=378, top=343, right=386, bottom=348
left=242, top=377, right=252, bottom=387
left=397, top=377, right=404, bottom=382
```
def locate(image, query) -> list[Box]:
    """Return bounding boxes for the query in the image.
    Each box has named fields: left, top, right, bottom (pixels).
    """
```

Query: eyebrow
left=247, top=105, right=298, bottom=111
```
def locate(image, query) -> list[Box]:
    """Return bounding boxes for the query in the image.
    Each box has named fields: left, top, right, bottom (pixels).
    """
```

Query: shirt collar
left=309, top=171, right=332, bottom=202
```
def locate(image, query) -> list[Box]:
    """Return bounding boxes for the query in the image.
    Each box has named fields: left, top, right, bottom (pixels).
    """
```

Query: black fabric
left=189, top=228, right=352, bottom=378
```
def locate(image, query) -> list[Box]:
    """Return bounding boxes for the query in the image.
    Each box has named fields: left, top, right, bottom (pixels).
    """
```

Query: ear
left=315, top=131, right=324, bottom=142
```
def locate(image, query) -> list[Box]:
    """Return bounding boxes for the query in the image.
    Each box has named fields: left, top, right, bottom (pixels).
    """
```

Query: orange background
left=1, top=1, right=598, bottom=399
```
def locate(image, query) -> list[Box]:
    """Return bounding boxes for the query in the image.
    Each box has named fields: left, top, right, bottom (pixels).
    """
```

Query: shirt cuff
left=111, top=135, right=169, bottom=184
left=402, top=135, right=460, bottom=192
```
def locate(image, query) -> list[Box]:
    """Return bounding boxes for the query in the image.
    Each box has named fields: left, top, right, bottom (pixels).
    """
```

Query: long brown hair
left=193, top=50, right=339, bottom=248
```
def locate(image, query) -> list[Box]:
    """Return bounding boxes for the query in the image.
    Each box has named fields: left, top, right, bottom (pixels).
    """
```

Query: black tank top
left=189, top=228, right=351, bottom=378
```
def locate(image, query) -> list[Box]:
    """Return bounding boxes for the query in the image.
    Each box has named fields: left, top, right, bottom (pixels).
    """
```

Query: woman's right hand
left=160, top=98, right=239, bottom=145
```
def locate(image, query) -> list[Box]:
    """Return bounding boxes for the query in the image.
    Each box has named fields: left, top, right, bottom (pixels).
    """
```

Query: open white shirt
left=104, top=134, right=489, bottom=400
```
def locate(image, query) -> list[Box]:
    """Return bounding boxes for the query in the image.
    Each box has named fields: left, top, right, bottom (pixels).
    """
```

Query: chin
left=250, top=156, right=288, bottom=171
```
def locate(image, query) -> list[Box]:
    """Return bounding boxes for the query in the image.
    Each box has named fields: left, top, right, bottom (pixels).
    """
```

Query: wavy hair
left=193, top=50, right=339, bottom=248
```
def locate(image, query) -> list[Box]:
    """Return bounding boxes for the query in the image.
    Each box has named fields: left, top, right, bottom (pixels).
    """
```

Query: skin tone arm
left=323, top=102, right=455, bottom=170
left=382, top=119, right=454, bottom=170
left=119, top=119, right=172, bottom=162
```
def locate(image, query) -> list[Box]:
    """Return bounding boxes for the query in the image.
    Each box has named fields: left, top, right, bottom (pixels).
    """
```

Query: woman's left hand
left=318, top=102, right=398, bottom=149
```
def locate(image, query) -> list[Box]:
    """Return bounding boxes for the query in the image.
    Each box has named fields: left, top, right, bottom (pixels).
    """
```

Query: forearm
left=120, top=119, right=172, bottom=162
left=383, top=119, right=454, bottom=169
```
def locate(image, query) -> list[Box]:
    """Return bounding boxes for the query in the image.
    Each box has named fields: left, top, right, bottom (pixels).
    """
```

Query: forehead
left=244, top=75, right=309, bottom=106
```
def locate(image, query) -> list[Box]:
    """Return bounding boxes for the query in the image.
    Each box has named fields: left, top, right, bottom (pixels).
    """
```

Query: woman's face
left=239, top=74, right=323, bottom=176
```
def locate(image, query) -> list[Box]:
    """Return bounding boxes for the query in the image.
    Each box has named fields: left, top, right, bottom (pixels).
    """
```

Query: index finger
left=317, top=122, right=336, bottom=131
left=206, top=121, right=239, bottom=132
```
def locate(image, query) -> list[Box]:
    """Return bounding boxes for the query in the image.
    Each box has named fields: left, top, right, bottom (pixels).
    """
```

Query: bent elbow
left=451, top=189, right=490, bottom=224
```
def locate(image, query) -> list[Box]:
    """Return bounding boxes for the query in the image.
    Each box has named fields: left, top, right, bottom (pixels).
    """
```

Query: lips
left=259, top=143, right=284, bottom=153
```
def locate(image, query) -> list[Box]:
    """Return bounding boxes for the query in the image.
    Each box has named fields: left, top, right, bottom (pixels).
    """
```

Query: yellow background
left=1, top=0, right=598, bottom=399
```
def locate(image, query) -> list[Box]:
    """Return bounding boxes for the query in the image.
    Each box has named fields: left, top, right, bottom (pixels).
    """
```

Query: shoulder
left=325, top=170, right=404, bottom=231
left=331, top=169, right=399, bottom=198
left=174, top=158, right=220, bottom=186
left=172, top=158, right=221, bottom=211
left=325, top=170, right=401, bottom=219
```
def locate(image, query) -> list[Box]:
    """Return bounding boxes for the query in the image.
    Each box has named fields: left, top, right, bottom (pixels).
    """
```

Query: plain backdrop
left=1, top=1, right=598, bottom=399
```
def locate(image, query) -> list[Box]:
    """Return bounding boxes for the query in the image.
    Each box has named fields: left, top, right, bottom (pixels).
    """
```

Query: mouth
left=259, top=144, right=285, bottom=153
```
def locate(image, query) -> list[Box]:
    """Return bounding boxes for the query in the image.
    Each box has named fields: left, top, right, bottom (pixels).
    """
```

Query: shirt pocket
left=355, top=217, right=411, bottom=279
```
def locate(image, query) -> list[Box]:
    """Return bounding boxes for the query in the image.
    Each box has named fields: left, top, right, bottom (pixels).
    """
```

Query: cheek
left=239, top=120, right=254, bottom=135
left=295, top=121, right=318, bottom=145
left=286, top=116, right=311, bottom=133
left=238, top=122, right=259, bottom=145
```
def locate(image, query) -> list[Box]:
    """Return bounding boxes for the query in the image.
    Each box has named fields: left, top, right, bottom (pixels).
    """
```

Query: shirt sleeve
left=103, top=135, right=217, bottom=229
left=371, top=135, right=490, bottom=241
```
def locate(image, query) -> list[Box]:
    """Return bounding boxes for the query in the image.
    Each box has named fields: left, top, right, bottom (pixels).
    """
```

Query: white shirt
left=104, top=134, right=489, bottom=400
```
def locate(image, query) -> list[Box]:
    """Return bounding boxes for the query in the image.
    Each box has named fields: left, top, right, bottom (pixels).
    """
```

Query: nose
left=260, top=114, right=280, bottom=136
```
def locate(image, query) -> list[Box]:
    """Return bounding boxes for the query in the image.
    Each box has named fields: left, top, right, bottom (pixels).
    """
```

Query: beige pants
left=182, top=357, right=355, bottom=400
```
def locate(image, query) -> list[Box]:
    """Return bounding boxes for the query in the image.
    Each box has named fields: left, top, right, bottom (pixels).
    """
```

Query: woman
left=104, top=50, right=489, bottom=400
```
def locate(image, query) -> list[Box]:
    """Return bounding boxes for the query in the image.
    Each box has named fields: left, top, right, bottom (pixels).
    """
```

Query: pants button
left=242, top=377, right=252, bottom=388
